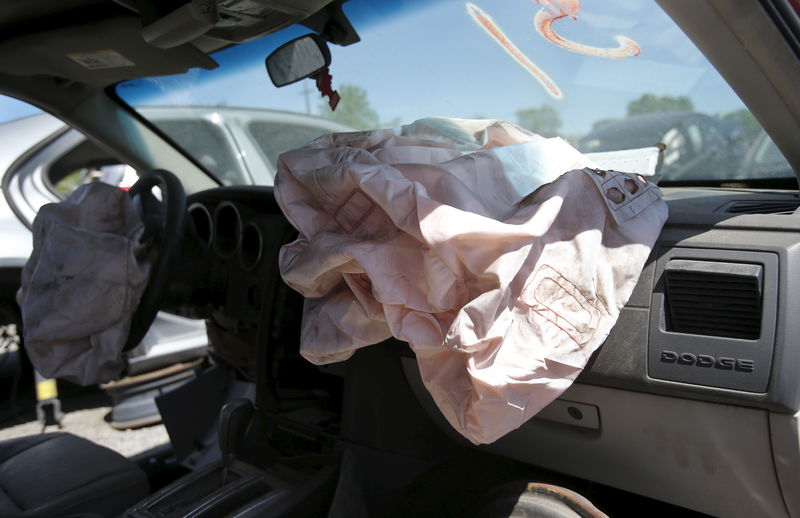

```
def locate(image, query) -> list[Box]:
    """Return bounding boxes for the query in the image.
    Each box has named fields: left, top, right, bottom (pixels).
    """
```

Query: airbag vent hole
left=606, top=186, right=625, bottom=204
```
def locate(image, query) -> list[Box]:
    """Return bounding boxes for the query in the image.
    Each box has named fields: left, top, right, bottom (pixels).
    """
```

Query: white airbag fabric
left=275, top=118, right=668, bottom=444
left=17, top=182, right=151, bottom=385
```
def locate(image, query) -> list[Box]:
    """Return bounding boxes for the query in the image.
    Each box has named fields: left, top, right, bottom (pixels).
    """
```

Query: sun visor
left=117, top=0, right=335, bottom=47
left=0, top=15, right=217, bottom=84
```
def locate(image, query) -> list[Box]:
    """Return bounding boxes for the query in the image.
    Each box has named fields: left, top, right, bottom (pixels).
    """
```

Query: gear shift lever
left=218, top=398, right=255, bottom=484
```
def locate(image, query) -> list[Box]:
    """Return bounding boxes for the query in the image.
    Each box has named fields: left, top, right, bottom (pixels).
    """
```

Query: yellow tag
left=36, top=379, right=58, bottom=401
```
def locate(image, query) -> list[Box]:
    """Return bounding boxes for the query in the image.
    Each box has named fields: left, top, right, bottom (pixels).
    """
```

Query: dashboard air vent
left=720, top=200, right=800, bottom=215
left=664, top=260, right=762, bottom=340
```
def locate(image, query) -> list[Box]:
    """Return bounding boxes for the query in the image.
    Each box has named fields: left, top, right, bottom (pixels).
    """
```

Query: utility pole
left=300, top=81, right=312, bottom=114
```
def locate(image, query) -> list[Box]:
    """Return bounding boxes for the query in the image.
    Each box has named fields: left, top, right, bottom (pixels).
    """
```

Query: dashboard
left=406, top=187, right=800, bottom=518
left=181, top=187, right=302, bottom=383
left=184, top=184, right=800, bottom=518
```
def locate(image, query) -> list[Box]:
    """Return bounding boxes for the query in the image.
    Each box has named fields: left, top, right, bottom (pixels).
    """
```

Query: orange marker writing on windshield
left=467, top=1, right=640, bottom=99
left=467, top=3, right=563, bottom=99
left=534, top=0, right=640, bottom=58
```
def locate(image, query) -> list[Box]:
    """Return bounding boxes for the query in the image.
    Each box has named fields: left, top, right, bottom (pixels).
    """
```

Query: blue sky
left=2, top=0, right=748, bottom=136
left=0, top=95, right=43, bottom=123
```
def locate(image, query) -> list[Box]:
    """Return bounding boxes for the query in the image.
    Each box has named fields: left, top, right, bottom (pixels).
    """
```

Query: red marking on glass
left=534, top=0, right=640, bottom=58
left=467, top=3, right=563, bottom=99
left=537, top=0, right=580, bottom=19
left=466, top=1, right=641, bottom=100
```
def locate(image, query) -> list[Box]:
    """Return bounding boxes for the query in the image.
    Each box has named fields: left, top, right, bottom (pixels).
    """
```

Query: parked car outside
left=577, top=111, right=744, bottom=183
left=740, top=129, right=797, bottom=181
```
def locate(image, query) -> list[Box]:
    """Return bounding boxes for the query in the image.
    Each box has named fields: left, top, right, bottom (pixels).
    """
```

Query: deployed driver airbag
left=17, top=182, right=151, bottom=385
left=275, top=118, right=667, bottom=444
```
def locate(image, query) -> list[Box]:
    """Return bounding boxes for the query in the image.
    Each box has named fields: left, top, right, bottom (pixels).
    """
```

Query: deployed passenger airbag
left=275, top=118, right=667, bottom=444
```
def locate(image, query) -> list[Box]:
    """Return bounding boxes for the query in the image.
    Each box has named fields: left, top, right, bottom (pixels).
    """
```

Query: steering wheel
left=124, top=169, right=187, bottom=351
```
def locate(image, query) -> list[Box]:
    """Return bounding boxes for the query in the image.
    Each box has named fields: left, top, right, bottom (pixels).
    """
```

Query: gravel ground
left=0, top=406, right=170, bottom=457
left=0, top=343, right=172, bottom=458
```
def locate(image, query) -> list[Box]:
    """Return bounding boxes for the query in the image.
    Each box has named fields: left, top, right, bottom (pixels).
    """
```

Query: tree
left=319, top=84, right=380, bottom=130
left=626, top=94, right=694, bottom=116
left=515, top=105, right=562, bottom=137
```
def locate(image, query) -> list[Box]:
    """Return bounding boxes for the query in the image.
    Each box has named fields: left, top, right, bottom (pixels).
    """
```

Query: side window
left=248, top=121, right=331, bottom=168
left=49, top=137, right=132, bottom=195
left=751, top=137, right=793, bottom=178
left=0, top=95, right=135, bottom=200
left=152, top=119, right=245, bottom=185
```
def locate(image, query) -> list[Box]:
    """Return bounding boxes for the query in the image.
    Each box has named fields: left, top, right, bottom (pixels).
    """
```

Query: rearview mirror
left=266, top=34, right=331, bottom=87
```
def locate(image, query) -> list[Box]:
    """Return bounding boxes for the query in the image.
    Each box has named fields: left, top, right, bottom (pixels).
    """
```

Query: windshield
left=115, top=0, right=795, bottom=187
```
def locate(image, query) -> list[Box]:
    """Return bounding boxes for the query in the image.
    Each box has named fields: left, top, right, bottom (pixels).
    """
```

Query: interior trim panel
left=577, top=188, right=800, bottom=414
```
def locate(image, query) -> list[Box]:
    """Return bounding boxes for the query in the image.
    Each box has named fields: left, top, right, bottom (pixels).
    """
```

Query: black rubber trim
left=761, top=0, right=800, bottom=62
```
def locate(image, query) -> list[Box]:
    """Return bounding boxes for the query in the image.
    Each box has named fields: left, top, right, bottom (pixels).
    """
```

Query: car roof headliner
left=0, top=1, right=217, bottom=86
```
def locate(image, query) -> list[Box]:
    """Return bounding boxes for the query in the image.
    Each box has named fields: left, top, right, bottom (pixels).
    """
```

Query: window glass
left=116, top=0, right=795, bottom=186
left=49, top=139, right=131, bottom=195
left=248, top=121, right=332, bottom=167
left=0, top=95, right=131, bottom=197
left=0, top=94, right=41, bottom=124
left=151, top=119, right=245, bottom=185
